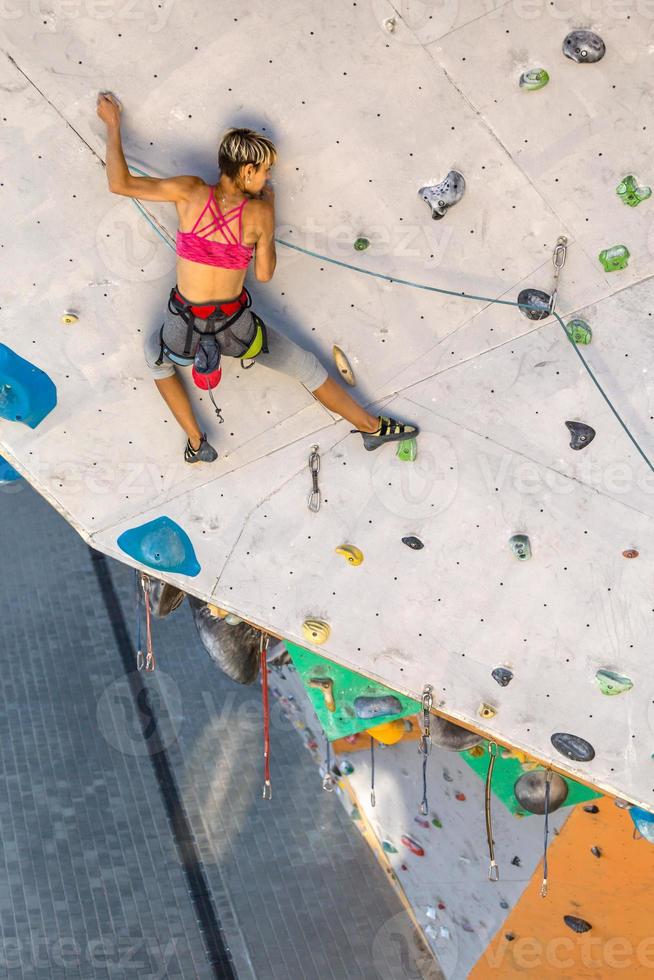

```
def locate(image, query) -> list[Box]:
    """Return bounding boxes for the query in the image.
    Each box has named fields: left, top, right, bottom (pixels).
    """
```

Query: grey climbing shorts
left=143, top=300, right=328, bottom=392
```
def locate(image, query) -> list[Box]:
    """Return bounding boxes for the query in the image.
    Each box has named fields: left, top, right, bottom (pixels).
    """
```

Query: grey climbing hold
left=517, top=288, right=551, bottom=320
left=402, top=535, right=424, bottom=550
left=583, top=804, right=599, bottom=814
left=564, top=915, right=592, bottom=934
left=353, top=695, right=403, bottom=719
left=139, top=575, right=186, bottom=619
left=511, top=855, right=521, bottom=867
left=562, top=30, right=605, bottom=64
left=492, top=667, right=513, bottom=687
left=431, top=716, right=483, bottom=751
left=514, top=771, right=569, bottom=814
left=188, top=595, right=261, bottom=684
left=509, top=534, right=531, bottom=561
left=500, top=900, right=509, bottom=909
left=595, top=668, right=633, bottom=696
left=590, top=846, right=602, bottom=858
left=565, top=420, right=596, bottom=450
left=418, top=171, right=466, bottom=220
left=551, top=732, right=595, bottom=762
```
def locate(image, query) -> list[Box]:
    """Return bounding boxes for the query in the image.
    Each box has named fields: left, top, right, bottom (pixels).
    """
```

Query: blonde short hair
left=218, top=127, right=277, bottom=181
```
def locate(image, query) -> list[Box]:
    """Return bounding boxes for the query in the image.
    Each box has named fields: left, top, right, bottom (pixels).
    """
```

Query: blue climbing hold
left=630, top=806, right=654, bottom=843
left=117, top=516, right=201, bottom=577
left=0, top=344, right=57, bottom=428
left=0, top=455, right=21, bottom=483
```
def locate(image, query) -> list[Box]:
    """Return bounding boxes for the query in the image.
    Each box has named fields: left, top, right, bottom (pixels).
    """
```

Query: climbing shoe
left=184, top=432, right=218, bottom=463
left=351, top=415, right=420, bottom=451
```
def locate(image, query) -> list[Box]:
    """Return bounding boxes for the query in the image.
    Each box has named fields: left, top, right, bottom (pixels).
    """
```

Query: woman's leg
left=154, top=374, right=204, bottom=450
left=311, top=377, right=379, bottom=432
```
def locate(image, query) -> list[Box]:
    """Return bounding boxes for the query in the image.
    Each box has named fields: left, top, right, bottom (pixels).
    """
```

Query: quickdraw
left=260, top=631, right=272, bottom=800
left=486, top=740, right=499, bottom=880
left=418, top=684, right=433, bottom=816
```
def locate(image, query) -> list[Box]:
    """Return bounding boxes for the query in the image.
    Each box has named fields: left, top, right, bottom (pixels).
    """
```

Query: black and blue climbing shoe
left=351, top=415, right=419, bottom=451
left=184, top=432, right=218, bottom=464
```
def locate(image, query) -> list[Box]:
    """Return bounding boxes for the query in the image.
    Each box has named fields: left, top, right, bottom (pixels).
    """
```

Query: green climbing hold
left=599, top=245, right=630, bottom=272
left=351, top=805, right=362, bottom=821
left=519, top=68, right=550, bottom=91
left=565, top=319, right=592, bottom=345
left=431, top=817, right=442, bottom=828
left=595, top=669, right=633, bottom=696
left=382, top=839, right=398, bottom=853
left=616, top=175, right=651, bottom=207
left=509, top=534, right=531, bottom=561
left=396, top=438, right=417, bottom=462
left=354, top=238, right=370, bottom=251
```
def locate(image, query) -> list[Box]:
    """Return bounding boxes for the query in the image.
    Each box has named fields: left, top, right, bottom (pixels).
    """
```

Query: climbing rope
left=124, top=162, right=653, bottom=476
left=541, top=769, right=553, bottom=897
left=260, top=631, right=272, bottom=800
left=485, top=741, right=499, bottom=881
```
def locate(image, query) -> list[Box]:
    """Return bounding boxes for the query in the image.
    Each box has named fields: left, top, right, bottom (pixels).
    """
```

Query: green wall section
left=285, top=640, right=420, bottom=740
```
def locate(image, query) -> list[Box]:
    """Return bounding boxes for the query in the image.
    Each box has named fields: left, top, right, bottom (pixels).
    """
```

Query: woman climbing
left=97, top=93, right=419, bottom=462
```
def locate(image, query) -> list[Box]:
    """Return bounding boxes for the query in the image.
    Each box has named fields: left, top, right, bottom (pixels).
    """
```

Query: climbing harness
left=307, top=445, right=321, bottom=512
left=548, top=236, right=568, bottom=314
left=260, top=631, right=272, bottom=800
left=418, top=684, right=433, bottom=816
left=370, top=737, right=376, bottom=807
left=135, top=571, right=155, bottom=671
left=485, top=741, right=499, bottom=881
left=541, top=770, right=552, bottom=897
left=128, top=163, right=653, bottom=476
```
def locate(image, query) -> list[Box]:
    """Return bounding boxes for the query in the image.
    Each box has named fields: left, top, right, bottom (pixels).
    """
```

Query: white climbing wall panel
left=1, top=4, right=653, bottom=807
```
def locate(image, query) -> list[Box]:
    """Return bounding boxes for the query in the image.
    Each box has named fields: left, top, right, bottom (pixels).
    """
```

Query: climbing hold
left=563, top=30, right=605, bottom=63
left=0, top=456, right=21, bottom=483
left=207, top=604, right=229, bottom=618
left=139, top=574, right=186, bottom=619
left=437, top=901, right=446, bottom=910
left=564, top=915, right=592, bottom=934
left=335, top=544, right=364, bottom=566
left=583, top=804, right=599, bottom=814
left=382, top=839, right=398, bottom=854
left=188, top=595, right=261, bottom=683
left=590, top=846, right=602, bottom=858
left=509, top=534, right=531, bottom=561
left=565, top=420, right=596, bottom=450
left=564, top=319, right=592, bottom=345
left=418, top=170, right=465, bottom=220
left=594, top=669, right=633, bottom=696
left=400, top=835, right=425, bottom=856
left=514, top=771, right=569, bottom=814
left=442, top=768, right=453, bottom=782
left=519, top=68, right=550, bottom=91
left=302, top=619, right=331, bottom=645
left=455, top=792, right=466, bottom=802
left=622, top=549, right=639, bottom=559
left=60, top=310, right=79, bottom=324
left=402, top=535, right=424, bottom=550
left=551, top=732, right=595, bottom=762
left=414, top=817, right=430, bottom=829
left=614, top=798, right=631, bottom=809
left=308, top=677, right=336, bottom=712
left=354, top=695, right=403, bottom=719
left=224, top=614, right=243, bottom=625
left=517, top=288, right=551, bottom=320
left=468, top=745, right=485, bottom=758
left=616, top=175, right=651, bottom=207
left=500, top=900, right=509, bottom=910
left=630, top=806, right=654, bottom=843
left=492, top=667, right=513, bottom=688
left=117, top=516, right=201, bottom=576
left=332, top=345, right=356, bottom=386
left=368, top=719, right=405, bottom=745
left=396, top=438, right=418, bottom=462
left=431, top=716, right=483, bottom=751
left=340, top=760, right=355, bottom=775
left=511, top=856, right=522, bottom=867
left=599, top=245, right=630, bottom=272
left=351, top=806, right=361, bottom=821
left=0, top=344, right=57, bottom=428
left=479, top=703, right=497, bottom=720
left=432, top=817, right=442, bottom=828
left=505, top=933, right=516, bottom=942
left=425, top=906, right=437, bottom=921
left=353, top=237, right=370, bottom=251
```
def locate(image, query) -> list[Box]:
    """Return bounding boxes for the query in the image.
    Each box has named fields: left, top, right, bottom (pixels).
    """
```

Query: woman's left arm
left=97, top=92, right=201, bottom=202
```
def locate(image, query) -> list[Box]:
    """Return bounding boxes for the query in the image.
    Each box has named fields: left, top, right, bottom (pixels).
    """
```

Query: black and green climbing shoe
left=184, top=432, right=218, bottom=464
left=351, top=415, right=420, bottom=452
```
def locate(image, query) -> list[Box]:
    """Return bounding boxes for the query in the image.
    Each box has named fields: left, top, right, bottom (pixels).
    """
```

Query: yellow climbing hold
left=335, top=544, right=364, bottom=566
left=61, top=311, right=79, bottom=324
left=302, top=619, right=331, bottom=645
left=367, top=719, right=405, bottom=745
left=332, top=345, right=355, bottom=386
left=207, top=604, right=229, bottom=618
left=478, top=703, right=497, bottom=720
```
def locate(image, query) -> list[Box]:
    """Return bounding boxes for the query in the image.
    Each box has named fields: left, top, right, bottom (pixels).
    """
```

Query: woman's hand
left=96, top=92, right=122, bottom=129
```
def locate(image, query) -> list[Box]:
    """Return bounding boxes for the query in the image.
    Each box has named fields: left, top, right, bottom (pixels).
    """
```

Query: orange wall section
left=470, top=800, right=654, bottom=979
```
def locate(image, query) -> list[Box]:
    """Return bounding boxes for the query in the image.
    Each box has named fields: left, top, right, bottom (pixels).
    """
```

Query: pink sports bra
left=176, top=185, right=254, bottom=270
